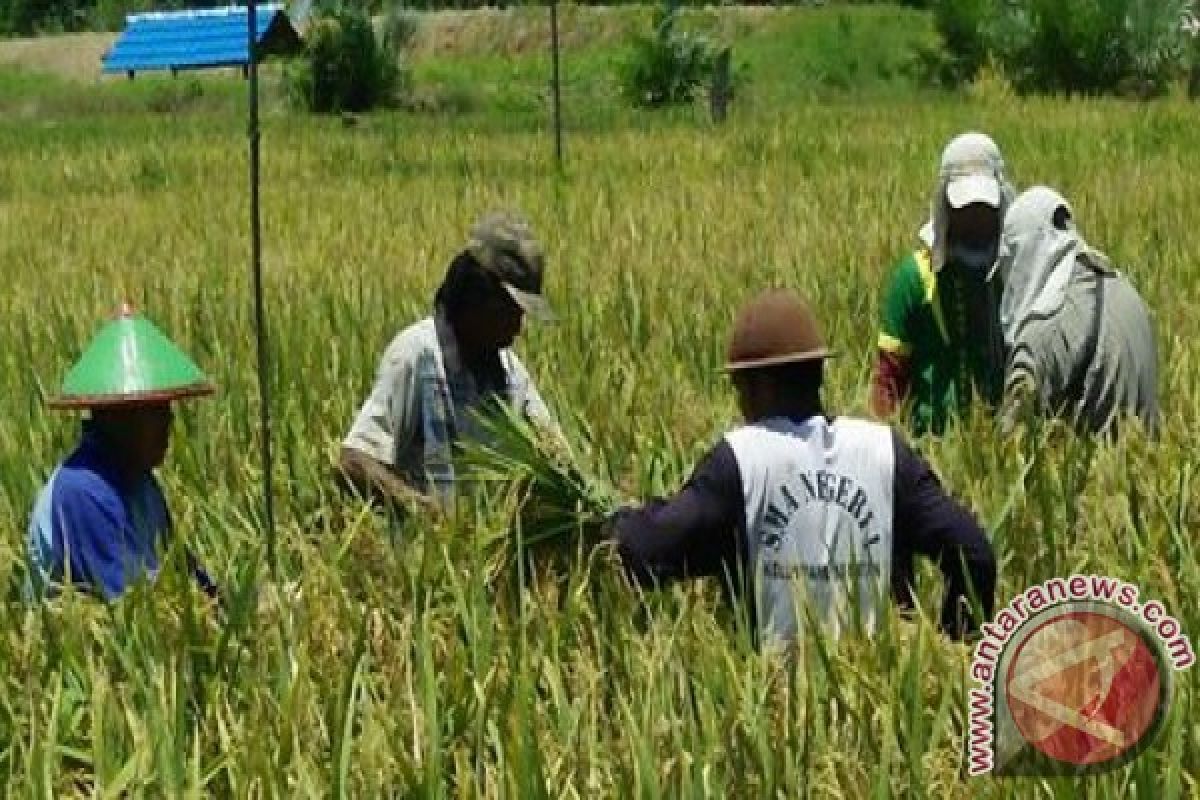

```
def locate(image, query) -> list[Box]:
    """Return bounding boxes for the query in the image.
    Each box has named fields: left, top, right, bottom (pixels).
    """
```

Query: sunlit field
left=0, top=40, right=1196, bottom=796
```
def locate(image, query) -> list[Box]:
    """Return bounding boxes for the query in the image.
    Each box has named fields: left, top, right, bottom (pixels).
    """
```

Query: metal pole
left=248, top=0, right=278, bottom=579
left=549, top=0, right=563, bottom=168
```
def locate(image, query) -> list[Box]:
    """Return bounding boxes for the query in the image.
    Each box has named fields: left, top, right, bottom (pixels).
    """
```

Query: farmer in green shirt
left=871, top=133, right=1017, bottom=435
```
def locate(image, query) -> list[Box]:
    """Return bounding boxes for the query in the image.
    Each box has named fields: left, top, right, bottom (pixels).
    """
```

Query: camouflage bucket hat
left=466, top=211, right=556, bottom=322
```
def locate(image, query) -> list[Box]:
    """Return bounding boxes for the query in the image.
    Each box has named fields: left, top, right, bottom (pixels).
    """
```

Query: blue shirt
left=28, top=426, right=171, bottom=600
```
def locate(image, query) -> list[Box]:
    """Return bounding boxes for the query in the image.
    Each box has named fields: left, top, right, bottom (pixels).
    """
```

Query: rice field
left=0, top=56, right=1197, bottom=797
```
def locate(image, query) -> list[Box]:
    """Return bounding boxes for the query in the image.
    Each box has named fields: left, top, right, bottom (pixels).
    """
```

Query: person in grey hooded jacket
left=996, top=187, right=1159, bottom=437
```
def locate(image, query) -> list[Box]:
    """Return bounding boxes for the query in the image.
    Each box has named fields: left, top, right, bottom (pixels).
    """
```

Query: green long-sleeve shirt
left=878, top=249, right=1004, bottom=435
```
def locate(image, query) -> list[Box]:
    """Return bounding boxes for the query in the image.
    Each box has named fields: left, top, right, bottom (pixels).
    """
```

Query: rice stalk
left=455, top=403, right=623, bottom=577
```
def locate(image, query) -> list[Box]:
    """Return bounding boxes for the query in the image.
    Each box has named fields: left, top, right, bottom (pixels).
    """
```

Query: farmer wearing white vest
left=613, top=290, right=996, bottom=647
left=340, top=211, right=560, bottom=514
left=996, top=187, right=1159, bottom=437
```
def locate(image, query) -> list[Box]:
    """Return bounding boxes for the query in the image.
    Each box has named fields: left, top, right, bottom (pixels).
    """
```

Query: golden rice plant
left=0, top=10, right=1197, bottom=792
left=456, top=402, right=622, bottom=578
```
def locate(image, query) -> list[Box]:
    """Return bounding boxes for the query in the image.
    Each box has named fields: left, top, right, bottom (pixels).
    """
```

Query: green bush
left=930, top=0, right=1194, bottom=96
left=0, top=0, right=223, bottom=35
left=618, top=0, right=720, bottom=109
left=995, top=0, right=1136, bottom=94
left=284, top=4, right=407, bottom=113
left=0, top=0, right=87, bottom=34
left=1124, top=0, right=1194, bottom=96
left=996, top=0, right=1192, bottom=96
left=921, top=0, right=992, bottom=88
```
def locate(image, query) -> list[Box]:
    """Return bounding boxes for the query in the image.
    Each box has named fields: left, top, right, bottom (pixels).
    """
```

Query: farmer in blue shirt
left=27, top=304, right=218, bottom=601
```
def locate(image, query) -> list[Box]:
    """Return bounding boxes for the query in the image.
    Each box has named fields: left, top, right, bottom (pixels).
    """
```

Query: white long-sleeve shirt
left=343, top=312, right=556, bottom=496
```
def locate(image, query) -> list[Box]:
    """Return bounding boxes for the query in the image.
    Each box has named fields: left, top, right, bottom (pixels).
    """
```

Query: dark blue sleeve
left=891, top=431, right=997, bottom=639
left=51, top=478, right=133, bottom=601
left=613, top=440, right=745, bottom=587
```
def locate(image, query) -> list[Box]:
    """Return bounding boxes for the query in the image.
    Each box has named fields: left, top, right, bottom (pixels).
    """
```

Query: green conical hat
left=49, top=304, right=216, bottom=410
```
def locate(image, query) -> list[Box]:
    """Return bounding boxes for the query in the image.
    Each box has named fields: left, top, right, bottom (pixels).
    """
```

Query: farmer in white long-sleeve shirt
left=339, top=211, right=560, bottom=513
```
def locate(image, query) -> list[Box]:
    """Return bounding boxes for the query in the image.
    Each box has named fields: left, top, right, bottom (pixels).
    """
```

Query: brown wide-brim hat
left=724, top=289, right=833, bottom=372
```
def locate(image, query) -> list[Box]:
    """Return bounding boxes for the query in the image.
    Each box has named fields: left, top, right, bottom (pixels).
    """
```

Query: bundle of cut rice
left=456, top=404, right=621, bottom=571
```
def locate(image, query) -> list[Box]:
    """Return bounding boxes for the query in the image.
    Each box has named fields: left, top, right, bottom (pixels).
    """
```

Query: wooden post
left=710, top=46, right=732, bottom=124
left=1187, top=12, right=1200, bottom=99
left=247, top=0, right=278, bottom=580
left=549, top=0, right=563, bottom=168
left=1190, top=39, right=1200, bottom=100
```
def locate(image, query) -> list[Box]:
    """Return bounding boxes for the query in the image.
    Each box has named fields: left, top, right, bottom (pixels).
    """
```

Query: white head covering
left=996, top=186, right=1115, bottom=349
left=921, top=132, right=1017, bottom=276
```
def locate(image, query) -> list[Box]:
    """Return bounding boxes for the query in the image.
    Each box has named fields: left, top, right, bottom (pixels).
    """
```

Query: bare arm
left=871, top=350, right=912, bottom=418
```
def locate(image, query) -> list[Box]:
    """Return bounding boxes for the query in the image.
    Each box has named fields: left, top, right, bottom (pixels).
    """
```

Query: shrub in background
left=996, top=0, right=1193, bottom=97
left=618, top=0, right=720, bottom=109
left=0, top=0, right=227, bottom=34
left=285, top=3, right=408, bottom=113
left=0, top=0, right=90, bottom=34
left=1123, top=0, right=1195, bottom=97
left=992, top=0, right=1137, bottom=94
left=930, top=0, right=1194, bottom=97
left=921, top=0, right=993, bottom=88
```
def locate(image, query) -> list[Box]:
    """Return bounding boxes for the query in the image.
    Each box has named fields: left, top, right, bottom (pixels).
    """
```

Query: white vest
left=724, top=416, right=895, bottom=645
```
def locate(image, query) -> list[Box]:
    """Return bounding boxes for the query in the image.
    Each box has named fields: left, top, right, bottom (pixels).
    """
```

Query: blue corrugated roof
left=102, top=5, right=299, bottom=74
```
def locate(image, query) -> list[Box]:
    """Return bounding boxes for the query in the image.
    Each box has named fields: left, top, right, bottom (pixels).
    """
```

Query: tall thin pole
left=549, top=0, right=563, bottom=168
left=248, top=0, right=278, bottom=579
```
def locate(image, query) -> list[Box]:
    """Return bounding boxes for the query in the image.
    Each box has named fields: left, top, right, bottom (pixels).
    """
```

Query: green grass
left=0, top=68, right=248, bottom=119
left=409, top=5, right=935, bottom=122
left=0, top=5, right=1197, bottom=797
left=0, top=4, right=935, bottom=126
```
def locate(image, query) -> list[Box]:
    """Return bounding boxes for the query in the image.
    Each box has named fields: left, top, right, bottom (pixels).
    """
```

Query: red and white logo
left=1005, top=609, right=1163, bottom=766
left=968, top=576, right=1193, bottom=776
